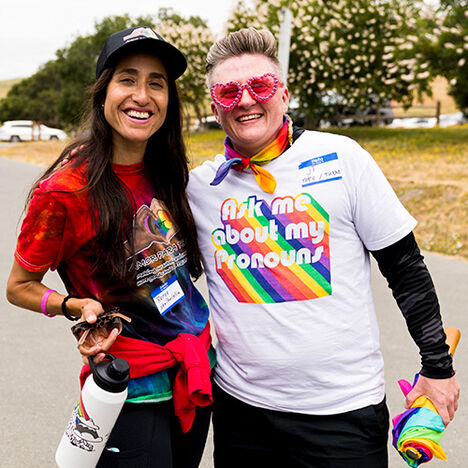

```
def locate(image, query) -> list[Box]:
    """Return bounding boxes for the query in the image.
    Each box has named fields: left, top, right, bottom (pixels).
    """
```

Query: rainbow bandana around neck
left=210, top=116, right=293, bottom=193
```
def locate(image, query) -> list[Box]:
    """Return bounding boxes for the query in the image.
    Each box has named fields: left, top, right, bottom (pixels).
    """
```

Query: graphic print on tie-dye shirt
left=211, top=193, right=331, bottom=303
left=118, top=194, right=207, bottom=344
left=129, top=198, right=184, bottom=283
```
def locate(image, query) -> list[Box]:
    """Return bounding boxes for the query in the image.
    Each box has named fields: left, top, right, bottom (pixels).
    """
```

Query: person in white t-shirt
left=187, top=28, right=460, bottom=467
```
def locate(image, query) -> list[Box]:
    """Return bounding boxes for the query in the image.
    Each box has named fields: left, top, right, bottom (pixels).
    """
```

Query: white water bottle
left=55, top=353, right=130, bottom=468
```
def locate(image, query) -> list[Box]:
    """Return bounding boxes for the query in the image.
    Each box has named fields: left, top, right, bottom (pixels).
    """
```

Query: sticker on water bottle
left=63, top=394, right=103, bottom=452
left=151, top=274, right=185, bottom=315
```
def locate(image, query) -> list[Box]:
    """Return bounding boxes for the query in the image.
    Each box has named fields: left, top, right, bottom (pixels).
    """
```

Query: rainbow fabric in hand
left=392, top=374, right=447, bottom=467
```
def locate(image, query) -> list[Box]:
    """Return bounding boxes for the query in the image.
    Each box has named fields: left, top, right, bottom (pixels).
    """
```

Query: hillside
left=392, top=76, right=458, bottom=118
left=0, top=78, right=22, bottom=99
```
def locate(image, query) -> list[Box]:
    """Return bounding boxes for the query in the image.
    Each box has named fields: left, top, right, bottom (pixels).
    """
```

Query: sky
left=0, top=0, right=244, bottom=81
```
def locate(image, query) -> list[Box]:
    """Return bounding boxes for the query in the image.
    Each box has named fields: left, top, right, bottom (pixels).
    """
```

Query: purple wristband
left=41, top=289, right=56, bottom=317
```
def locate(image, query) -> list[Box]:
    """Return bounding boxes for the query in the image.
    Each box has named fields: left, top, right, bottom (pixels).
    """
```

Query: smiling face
left=104, top=52, right=169, bottom=163
left=210, top=54, right=289, bottom=157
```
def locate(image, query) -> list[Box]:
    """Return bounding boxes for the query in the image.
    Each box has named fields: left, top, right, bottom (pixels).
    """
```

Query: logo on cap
left=123, top=27, right=159, bottom=43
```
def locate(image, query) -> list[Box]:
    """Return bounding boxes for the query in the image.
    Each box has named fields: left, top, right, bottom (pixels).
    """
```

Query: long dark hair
left=27, top=63, right=203, bottom=281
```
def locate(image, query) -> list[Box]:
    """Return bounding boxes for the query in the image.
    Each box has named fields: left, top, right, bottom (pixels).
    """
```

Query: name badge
left=151, top=275, right=185, bottom=315
left=299, top=152, right=342, bottom=187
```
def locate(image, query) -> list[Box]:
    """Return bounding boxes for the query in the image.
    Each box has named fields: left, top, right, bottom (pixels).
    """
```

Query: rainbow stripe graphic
left=212, top=193, right=331, bottom=303
left=76, top=393, right=89, bottom=420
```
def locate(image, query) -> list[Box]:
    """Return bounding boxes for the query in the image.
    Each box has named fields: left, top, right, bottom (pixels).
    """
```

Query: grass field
left=327, top=126, right=468, bottom=259
left=1, top=125, right=467, bottom=260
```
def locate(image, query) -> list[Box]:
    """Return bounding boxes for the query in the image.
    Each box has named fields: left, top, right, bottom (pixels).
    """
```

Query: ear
left=280, top=87, right=290, bottom=113
left=211, top=101, right=220, bottom=123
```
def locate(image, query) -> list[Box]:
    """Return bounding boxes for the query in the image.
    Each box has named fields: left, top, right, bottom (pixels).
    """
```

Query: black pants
left=97, top=400, right=211, bottom=468
left=212, top=383, right=389, bottom=468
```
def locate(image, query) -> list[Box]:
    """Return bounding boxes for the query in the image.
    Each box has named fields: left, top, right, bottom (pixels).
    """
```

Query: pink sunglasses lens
left=249, top=75, right=277, bottom=99
left=213, top=84, right=240, bottom=108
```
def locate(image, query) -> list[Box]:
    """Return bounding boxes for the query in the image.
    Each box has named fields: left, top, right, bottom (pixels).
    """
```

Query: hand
left=67, top=144, right=85, bottom=160
left=79, top=328, right=120, bottom=366
left=54, top=144, right=84, bottom=171
left=405, top=374, right=460, bottom=426
left=78, top=297, right=105, bottom=323
left=72, top=299, right=120, bottom=365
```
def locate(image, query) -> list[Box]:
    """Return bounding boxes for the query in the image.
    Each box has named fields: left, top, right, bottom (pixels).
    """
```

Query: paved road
left=1, top=156, right=466, bottom=467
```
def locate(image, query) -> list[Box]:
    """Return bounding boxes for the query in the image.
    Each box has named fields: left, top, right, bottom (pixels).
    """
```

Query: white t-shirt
left=187, top=130, right=416, bottom=415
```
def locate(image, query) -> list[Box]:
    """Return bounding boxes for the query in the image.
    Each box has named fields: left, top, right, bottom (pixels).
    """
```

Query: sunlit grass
left=185, top=129, right=225, bottom=168
left=1, top=126, right=467, bottom=260
left=328, top=127, right=468, bottom=163
left=0, top=140, right=68, bottom=167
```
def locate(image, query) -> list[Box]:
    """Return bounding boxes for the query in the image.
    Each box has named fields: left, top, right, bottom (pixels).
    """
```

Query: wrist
left=61, top=295, right=81, bottom=321
left=420, top=366, right=455, bottom=380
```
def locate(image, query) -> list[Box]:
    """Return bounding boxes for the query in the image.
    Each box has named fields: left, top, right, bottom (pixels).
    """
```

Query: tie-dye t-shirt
left=187, top=130, right=416, bottom=415
left=15, top=160, right=210, bottom=402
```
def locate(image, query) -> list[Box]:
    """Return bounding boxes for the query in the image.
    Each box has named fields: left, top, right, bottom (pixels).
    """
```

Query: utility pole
left=278, top=8, right=292, bottom=86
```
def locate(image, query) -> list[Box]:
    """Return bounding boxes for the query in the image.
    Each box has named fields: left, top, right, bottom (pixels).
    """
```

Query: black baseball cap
left=96, top=26, right=187, bottom=80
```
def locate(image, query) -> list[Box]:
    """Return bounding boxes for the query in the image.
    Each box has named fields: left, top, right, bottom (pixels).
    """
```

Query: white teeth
left=238, top=114, right=261, bottom=122
left=126, top=110, right=150, bottom=119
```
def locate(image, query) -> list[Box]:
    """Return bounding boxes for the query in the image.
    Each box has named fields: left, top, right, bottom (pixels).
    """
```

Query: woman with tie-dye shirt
left=6, top=26, right=214, bottom=468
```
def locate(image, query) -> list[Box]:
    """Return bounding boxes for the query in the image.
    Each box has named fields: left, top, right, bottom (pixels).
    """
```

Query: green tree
left=155, top=9, right=215, bottom=129
left=0, top=60, right=62, bottom=127
left=0, top=12, right=214, bottom=129
left=227, top=0, right=435, bottom=126
left=428, top=0, right=467, bottom=115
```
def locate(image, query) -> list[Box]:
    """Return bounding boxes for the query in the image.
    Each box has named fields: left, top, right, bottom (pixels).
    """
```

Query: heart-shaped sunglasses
left=210, top=73, right=280, bottom=111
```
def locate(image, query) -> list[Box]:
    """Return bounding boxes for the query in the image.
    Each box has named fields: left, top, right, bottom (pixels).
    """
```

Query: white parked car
left=388, top=113, right=467, bottom=129
left=388, top=117, right=437, bottom=129
left=192, top=116, right=219, bottom=131
left=0, top=120, right=67, bottom=142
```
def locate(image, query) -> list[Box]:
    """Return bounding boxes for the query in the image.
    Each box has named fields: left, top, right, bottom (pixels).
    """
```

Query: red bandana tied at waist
left=210, top=116, right=293, bottom=193
left=80, top=322, right=212, bottom=433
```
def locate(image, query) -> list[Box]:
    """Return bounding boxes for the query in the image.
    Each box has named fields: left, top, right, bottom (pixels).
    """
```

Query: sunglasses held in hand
left=71, top=307, right=131, bottom=350
left=210, top=73, right=280, bottom=111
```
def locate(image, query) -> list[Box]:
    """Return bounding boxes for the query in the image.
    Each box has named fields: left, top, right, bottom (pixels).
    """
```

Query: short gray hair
left=206, top=28, right=282, bottom=86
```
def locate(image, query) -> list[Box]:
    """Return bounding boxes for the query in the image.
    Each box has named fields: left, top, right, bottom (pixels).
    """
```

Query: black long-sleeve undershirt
left=371, top=232, right=454, bottom=379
